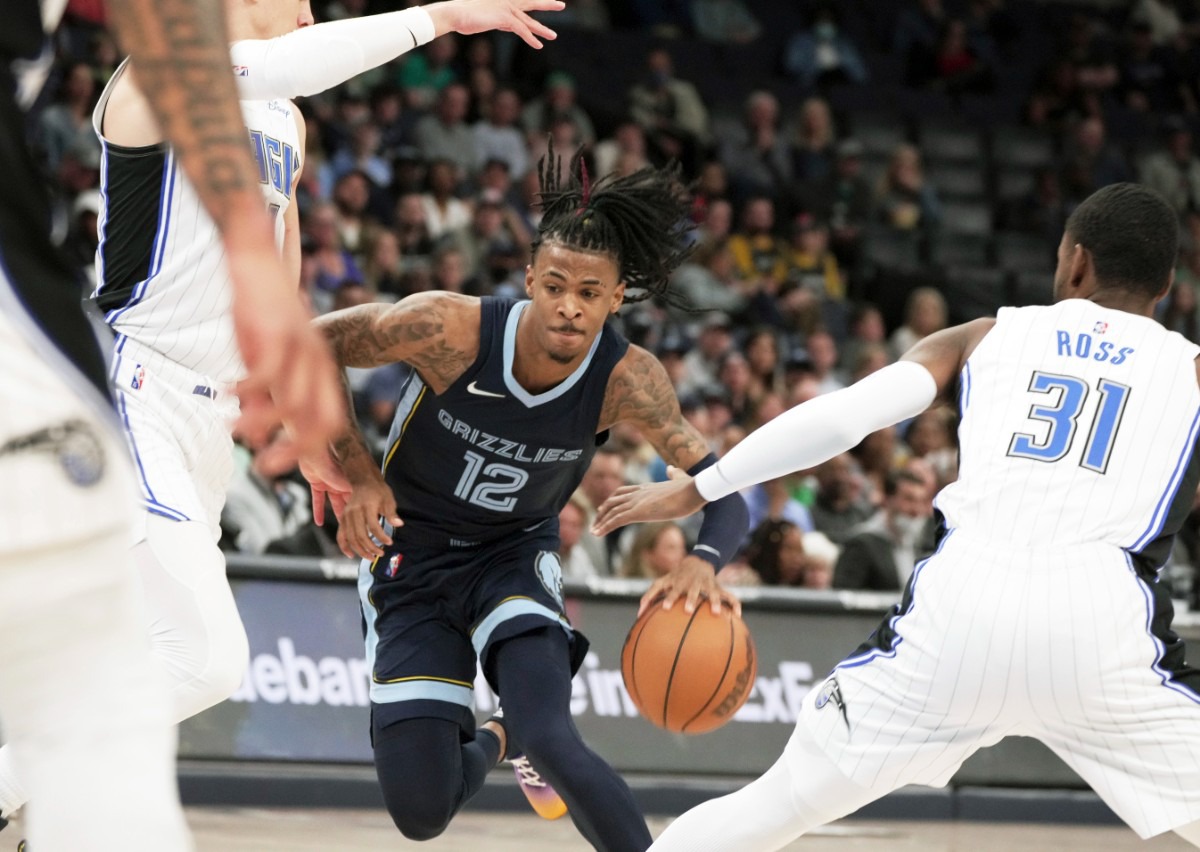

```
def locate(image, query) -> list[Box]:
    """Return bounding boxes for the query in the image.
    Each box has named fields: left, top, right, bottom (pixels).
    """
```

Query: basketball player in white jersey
left=0, top=0, right=565, bottom=833
left=0, top=0, right=348, bottom=847
left=595, top=183, right=1200, bottom=850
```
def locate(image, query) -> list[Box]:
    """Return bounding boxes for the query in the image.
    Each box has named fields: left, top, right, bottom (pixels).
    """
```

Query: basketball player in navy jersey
left=595, top=183, right=1200, bottom=850
left=0, top=0, right=344, bottom=847
left=313, top=150, right=750, bottom=850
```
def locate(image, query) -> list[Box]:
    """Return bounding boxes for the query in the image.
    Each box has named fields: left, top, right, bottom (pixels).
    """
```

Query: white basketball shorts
left=109, top=334, right=239, bottom=540
left=800, top=529, right=1200, bottom=839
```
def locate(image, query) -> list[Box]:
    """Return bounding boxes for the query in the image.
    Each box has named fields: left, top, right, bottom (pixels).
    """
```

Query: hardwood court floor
left=187, top=808, right=1194, bottom=851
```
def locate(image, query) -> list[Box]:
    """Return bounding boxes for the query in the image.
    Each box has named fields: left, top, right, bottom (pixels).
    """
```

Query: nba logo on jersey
left=232, top=65, right=249, bottom=76
left=386, top=553, right=403, bottom=577
left=130, top=365, right=145, bottom=391
left=1094, top=321, right=1108, bottom=334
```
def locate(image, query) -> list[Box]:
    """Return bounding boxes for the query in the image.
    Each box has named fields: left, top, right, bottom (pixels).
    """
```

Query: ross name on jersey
left=437, top=409, right=583, bottom=463
left=1055, top=330, right=1134, bottom=365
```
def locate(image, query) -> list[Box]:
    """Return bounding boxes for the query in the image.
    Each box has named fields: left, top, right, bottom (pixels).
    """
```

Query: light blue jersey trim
left=471, top=597, right=566, bottom=657
left=502, top=300, right=602, bottom=407
left=371, top=678, right=474, bottom=707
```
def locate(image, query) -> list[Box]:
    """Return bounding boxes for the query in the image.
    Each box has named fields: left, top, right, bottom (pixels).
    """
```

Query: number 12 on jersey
left=1007, top=371, right=1130, bottom=474
left=453, top=451, right=528, bottom=512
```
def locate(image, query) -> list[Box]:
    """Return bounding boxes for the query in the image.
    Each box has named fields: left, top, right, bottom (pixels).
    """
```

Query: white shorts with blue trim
left=110, top=335, right=238, bottom=539
left=799, top=530, right=1200, bottom=839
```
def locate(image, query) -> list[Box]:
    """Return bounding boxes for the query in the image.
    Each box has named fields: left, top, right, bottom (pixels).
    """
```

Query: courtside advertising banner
left=177, top=568, right=1195, bottom=786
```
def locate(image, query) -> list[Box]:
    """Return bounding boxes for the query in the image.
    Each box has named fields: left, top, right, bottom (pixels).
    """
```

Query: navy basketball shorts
left=357, top=527, right=587, bottom=740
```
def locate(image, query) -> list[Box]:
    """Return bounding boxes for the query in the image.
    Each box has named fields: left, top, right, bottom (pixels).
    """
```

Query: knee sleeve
left=374, top=718, right=465, bottom=842
left=136, top=515, right=248, bottom=722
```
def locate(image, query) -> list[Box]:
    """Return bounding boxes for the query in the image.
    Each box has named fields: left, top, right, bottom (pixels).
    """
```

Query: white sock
left=0, top=745, right=29, bottom=817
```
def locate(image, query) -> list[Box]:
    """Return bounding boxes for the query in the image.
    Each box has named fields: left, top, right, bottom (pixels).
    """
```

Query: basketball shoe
left=487, top=710, right=567, bottom=821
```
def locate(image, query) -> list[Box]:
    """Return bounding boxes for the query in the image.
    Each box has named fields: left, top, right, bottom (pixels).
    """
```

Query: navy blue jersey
left=381, top=297, right=628, bottom=546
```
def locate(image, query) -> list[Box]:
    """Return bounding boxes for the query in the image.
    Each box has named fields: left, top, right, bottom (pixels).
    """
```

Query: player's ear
left=1068, top=243, right=1091, bottom=293
left=524, top=264, right=535, bottom=299
left=610, top=280, right=626, bottom=314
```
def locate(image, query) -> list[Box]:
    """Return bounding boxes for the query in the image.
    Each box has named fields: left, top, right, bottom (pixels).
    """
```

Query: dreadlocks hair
left=532, top=144, right=695, bottom=305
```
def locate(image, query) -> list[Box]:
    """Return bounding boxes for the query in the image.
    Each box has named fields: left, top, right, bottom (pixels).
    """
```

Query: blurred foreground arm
left=105, top=0, right=345, bottom=461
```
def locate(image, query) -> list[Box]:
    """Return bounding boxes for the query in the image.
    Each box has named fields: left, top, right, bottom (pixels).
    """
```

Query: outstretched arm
left=105, top=0, right=344, bottom=464
left=230, top=0, right=564, bottom=101
left=594, top=319, right=995, bottom=534
left=599, top=346, right=750, bottom=616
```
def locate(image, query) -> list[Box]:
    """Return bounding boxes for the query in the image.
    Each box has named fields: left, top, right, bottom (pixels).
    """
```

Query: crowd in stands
left=32, top=0, right=1200, bottom=605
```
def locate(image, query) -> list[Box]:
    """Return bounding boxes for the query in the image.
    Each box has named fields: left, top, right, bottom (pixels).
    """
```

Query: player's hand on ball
left=430, top=0, right=565, bottom=48
left=593, top=466, right=707, bottom=535
left=338, top=476, right=403, bottom=560
left=640, top=556, right=741, bottom=618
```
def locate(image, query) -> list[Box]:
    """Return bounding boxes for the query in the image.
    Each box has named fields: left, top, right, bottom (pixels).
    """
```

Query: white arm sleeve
left=228, top=8, right=437, bottom=100
left=695, top=360, right=939, bottom=501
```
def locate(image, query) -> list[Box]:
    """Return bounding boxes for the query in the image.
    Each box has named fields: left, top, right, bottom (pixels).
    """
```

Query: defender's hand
left=593, top=466, right=708, bottom=535
left=639, top=556, right=741, bottom=617
left=338, top=476, right=404, bottom=560
left=430, top=0, right=565, bottom=48
left=229, top=244, right=345, bottom=464
left=298, top=450, right=353, bottom=527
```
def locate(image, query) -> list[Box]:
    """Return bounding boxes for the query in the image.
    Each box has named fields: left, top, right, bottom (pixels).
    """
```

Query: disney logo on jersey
left=437, top=409, right=583, bottom=463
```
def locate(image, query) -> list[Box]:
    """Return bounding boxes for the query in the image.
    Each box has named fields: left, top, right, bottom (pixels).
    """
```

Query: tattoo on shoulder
left=324, top=297, right=474, bottom=388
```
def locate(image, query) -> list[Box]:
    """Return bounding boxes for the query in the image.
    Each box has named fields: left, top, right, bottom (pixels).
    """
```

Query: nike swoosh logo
left=466, top=381, right=506, bottom=398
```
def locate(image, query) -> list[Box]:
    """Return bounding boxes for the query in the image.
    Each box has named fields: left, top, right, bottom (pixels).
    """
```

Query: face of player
left=524, top=242, right=625, bottom=365
left=236, top=0, right=314, bottom=40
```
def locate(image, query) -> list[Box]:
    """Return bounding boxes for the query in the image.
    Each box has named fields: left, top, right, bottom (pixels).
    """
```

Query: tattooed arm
left=599, top=346, right=748, bottom=615
left=103, top=0, right=344, bottom=462
left=315, top=291, right=481, bottom=392
left=599, top=346, right=710, bottom=471
left=310, top=292, right=481, bottom=558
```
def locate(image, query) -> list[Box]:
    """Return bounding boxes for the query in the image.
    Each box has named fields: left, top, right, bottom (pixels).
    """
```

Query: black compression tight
left=372, top=627, right=651, bottom=851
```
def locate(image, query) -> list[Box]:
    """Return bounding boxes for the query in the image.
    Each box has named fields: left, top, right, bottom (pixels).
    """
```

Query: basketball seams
left=662, top=607, right=702, bottom=729
left=622, top=608, right=653, bottom=716
left=681, top=612, right=736, bottom=733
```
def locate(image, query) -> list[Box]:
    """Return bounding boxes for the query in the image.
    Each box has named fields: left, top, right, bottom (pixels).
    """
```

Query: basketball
left=621, top=603, right=757, bottom=734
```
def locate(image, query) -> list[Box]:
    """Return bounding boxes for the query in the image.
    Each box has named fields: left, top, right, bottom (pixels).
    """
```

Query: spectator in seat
left=810, top=453, right=874, bottom=545
left=833, top=470, right=934, bottom=591
left=875, top=144, right=942, bottom=232
left=718, top=90, right=793, bottom=202
left=1140, top=117, right=1200, bottom=218
left=627, top=47, right=710, bottom=174
left=890, top=286, right=948, bottom=357
left=783, top=5, right=869, bottom=92
left=790, top=97, right=839, bottom=184
left=620, top=522, right=688, bottom=580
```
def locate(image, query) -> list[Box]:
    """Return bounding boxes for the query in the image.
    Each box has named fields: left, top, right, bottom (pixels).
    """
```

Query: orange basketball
left=620, top=602, right=757, bottom=734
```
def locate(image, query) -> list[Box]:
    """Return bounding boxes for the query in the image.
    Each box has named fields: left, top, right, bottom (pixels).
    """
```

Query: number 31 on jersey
left=1008, top=371, right=1130, bottom=474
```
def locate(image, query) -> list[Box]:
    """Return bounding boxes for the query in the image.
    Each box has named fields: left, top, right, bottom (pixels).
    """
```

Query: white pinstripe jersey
left=91, top=58, right=299, bottom=386
left=936, top=299, right=1200, bottom=555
